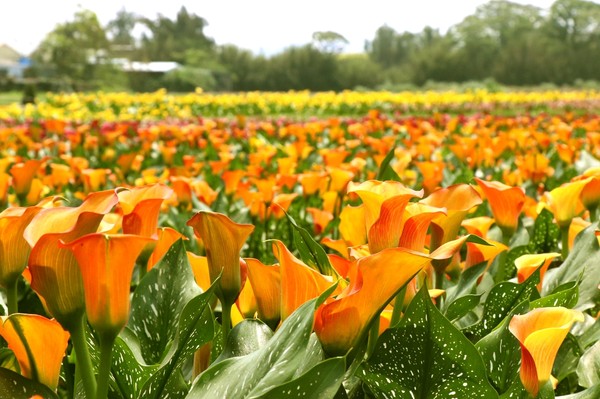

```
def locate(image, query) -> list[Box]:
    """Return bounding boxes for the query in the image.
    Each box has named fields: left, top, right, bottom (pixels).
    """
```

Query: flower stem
left=389, top=286, right=407, bottom=327
left=70, top=317, right=97, bottom=399
left=221, top=302, right=232, bottom=348
left=560, top=225, right=570, bottom=260
left=6, top=278, right=18, bottom=315
left=96, top=336, right=115, bottom=399
left=367, top=317, right=380, bottom=357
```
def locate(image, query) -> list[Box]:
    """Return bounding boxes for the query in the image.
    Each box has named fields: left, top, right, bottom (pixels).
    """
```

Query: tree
left=32, top=9, right=121, bottom=89
left=312, top=31, right=349, bottom=53
left=106, top=8, right=139, bottom=58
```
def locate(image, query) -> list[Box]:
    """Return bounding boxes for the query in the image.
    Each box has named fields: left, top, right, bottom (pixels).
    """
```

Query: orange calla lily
left=307, top=207, right=333, bottom=235
left=515, top=253, right=560, bottom=290
left=25, top=190, right=119, bottom=329
left=146, top=228, right=187, bottom=271
left=269, top=193, right=298, bottom=219
left=9, top=159, right=46, bottom=201
left=509, top=307, right=584, bottom=397
left=245, top=258, right=281, bottom=328
left=399, top=203, right=446, bottom=252
left=0, top=172, right=11, bottom=205
left=475, top=178, right=525, bottom=239
left=61, top=233, right=154, bottom=339
left=187, top=252, right=211, bottom=292
left=420, top=184, right=482, bottom=250
left=314, top=247, right=433, bottom=355
left=339, top=205, right=367, bottom=247
left=0, top=314, right=69, bottom=391
left=0, top=206, right=42, bottom=290
left=272, top=240, right=336, bottom=320
left=236, top=259, right=257, bottom=320
left=465, top=240, right=507, bottom=269
left=547, top=179, right=591, bottom=229
left=462, top=216, right=495, bottom=237
left=187, top=211, right=254, bottom=307
left=117, top=184, right=173, bottom=238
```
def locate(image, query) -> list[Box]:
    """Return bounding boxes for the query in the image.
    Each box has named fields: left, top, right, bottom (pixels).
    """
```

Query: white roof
left=119, top=61, right=180, bottom=73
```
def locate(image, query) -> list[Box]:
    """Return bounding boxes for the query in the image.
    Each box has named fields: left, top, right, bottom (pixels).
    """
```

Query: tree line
left=25, top=0, right=600, bottom=92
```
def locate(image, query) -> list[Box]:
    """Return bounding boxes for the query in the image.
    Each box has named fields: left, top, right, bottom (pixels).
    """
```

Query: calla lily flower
left=509, top=307, right=584, bottom=397
left=465, top=240, right=507, bottom=269
left=0, top=314, right=69, bottom=391
left=420, top=184, right=482, bottom=250
left=187, top=211, right=254, bottom=308
left=117, top=184, right=173, bottom=238
left=25, top=190, right=118, bottom=329
left=475, top=178, right=525, bottom=239
left=462, top=216, right=495, bottom=238
left=187, top=252, right=211, bottom=292
left=398, top=203, right=446, bottom=252
left=546, top=179, right=591, bottom=229
left=272, top=240, right=336, bottom=320
left=9, top=159, right=46, bottom=203
left=307, top=207, right=334, bottom=235
left=515, top=253, right=560, bottom=290
left=314, top=247, right=433, bottom=356
left=339, top=204, right=367, bottom=247
left=61, top=233, right=154, bottom=340
left=146, top=228, right=187, bottom=270
left=0, top=206, right=43, bottom=290
left=245, top=258, right=281, bottom=328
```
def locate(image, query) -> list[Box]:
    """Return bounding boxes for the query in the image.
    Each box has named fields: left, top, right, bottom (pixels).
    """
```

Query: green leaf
left=530, top=281, right=579, bottom=310
left=528, top=208, right=560, bottom=253
left=556, top=385, right=600, bottom=399
left=577, top=341, right=600, bottom=388
left=0, top=348, right=19, bottom=373
left=110, top=328, right=159, bottom=399
left=215, top=319, right=273, bottom=363
left=376, top=147, right=401, bottom=181
left=476, top=301, right=528, bottom=395
left=359, top=287, right=498, bottom=398
left=129, top=239, right=202, bottom=364
left=186, top=287, right=335, bottom=399
left=443, top=261, right=487, bottom=313
left=0, top=368, right=58, bottom=399
left=465, top=268, right=540, bottom=340
left=500, top=245, right=530, bottom=282
left=543, top=223, right=600, bottom=311
left=283, top=210, right=339, bottom=278
left=446, top=294, right=483, bottom=322
left=253, top=357, right=346, bottom=399
left=138, top=284, right=216, bottom=399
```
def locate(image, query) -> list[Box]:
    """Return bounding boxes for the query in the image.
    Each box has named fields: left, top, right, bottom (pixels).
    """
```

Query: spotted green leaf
left=464, top=268, right=539, bottom=340
left=185, top=286, right=337, bottom=399
left=0, top=368, right=58, bottom=399
left=528, top=208, right=560, bottom=253
left=543, top=223, right=600, bottom=311
left=215, top=319, right=273, bottom=363
left=129, top=239, right=202, bottom=364
left=530, top=281, right=579, bottom=310
left=359, top=286, right=498, bottom=399
left=476, top=301, right=529, bottom=395
left=576, top=341, right=600, bottom=388
left=253, top=357, right=346, bottom=399
left=138, top=283, right=216, bottom=399
left=443, top=261, right=487, bottom=312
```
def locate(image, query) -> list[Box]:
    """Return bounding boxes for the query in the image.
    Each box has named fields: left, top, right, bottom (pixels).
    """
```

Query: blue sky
left=1, top=0, right=557, bottom=56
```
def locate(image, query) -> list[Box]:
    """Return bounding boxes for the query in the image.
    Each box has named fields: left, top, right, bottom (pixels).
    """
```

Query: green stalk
left=367, top=317, right=380, bottom=357
left=560, top=224, right=570, bottom=260
left=96, top=336, right=115, bottom=399
left=6, top=279, right=18, bottom=315
left=70, top=317, right=97, bottom=399
left=389, top=286, right=407, bottom=327
left=221, top=302, right=232, bottom=347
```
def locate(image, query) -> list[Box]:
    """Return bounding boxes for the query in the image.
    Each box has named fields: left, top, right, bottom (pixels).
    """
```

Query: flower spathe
left=186, top=211, right=254, bottom=307
left=61, top=233, right=154, bottom=339
left=509, top=307, right=584, bottom=397
left=0, top=314, right=69, bottom=391
left=475, top=177, right=525, bottom=238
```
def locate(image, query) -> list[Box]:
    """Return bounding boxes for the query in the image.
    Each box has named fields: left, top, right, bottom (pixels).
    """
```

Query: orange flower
left=0, top=206, right=43, bottom=290
left=0, top=314, right=69, bottom=391
left=25, top=190, right=118, bottom=329
left=546, top=179, right=591, bottom=229
left=465, top=240, right=507, bottom=269
left=9, top=159, right=46, bottom=201
left=61, top=234, right=154, bottom=339
left=299, top=171, right=327, bottom=196
left=146, top=228, right=187, bottom=271
left=187, top=252, right=211, bottom=291
left=245, top=258, right=281, bottom=327
left=314, top=247, right=433, bottom=355
left=269, top=193, right=298, bottom=219
left=462, top=216, right=495, bottom=237
left=81, top=168, right=108, bottom=193
left=187, top=211, right=254, bottom=307
left=509, top=308, right=584, bottom=397
left=515, top=253, right=560, bottom=290
left=307, top=207, right=334, bottom=235
left=420, top=184, right=482, bottom=250
left=415, top=161, right=445, bottom=195
left=272, top=240, right=335, bottom=320
left=118, top=184, right=174, bottom=238
left=475, top=178, right=525, bottom=238
left=0, top=172, right=9, bottom=205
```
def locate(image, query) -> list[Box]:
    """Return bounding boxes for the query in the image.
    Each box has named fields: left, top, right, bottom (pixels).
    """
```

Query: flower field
left=0, top=90, right=599, bottom=399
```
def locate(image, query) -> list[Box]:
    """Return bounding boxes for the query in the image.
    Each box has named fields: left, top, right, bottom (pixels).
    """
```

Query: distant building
left=0, top=44, right=30, bottom=79
left=112, top=58, right=180, bottom=73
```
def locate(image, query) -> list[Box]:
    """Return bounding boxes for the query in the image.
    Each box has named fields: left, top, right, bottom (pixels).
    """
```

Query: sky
left=1, top=0, right=559, bottom=56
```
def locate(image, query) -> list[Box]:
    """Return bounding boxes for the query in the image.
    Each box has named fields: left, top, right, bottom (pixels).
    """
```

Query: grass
left=0, top=91, right=22, bottom=105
